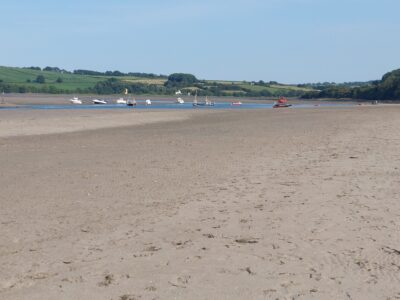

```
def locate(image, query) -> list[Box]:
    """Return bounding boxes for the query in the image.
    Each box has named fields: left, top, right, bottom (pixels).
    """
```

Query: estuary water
left=0, top=100, right=354, bottom=110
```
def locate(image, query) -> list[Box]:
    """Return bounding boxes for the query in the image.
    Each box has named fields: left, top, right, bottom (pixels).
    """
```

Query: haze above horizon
left=1, top=0, right=399, bottom=83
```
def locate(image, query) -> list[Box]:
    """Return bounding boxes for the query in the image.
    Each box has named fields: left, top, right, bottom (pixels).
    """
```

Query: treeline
left=0, top=82, right=75, bottom=94
left=297, top=81, right=377, bottom=91
left=73, top=69, right=166, bottom=78
left=24, top=66, right=69, bottom=73
left=24, top=66, right=166, bottom=78
left=302, top=69, right=400, bottom=101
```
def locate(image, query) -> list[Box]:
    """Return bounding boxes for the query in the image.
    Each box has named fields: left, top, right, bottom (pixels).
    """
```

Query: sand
left=1, top=105, right=400, bottom=299
left=0, top=110, right=192, bottom=138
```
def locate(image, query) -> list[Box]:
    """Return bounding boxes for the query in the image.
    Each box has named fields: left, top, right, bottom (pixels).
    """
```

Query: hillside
left=0, top=66, right=164, bottom=93
left=0, top=66, right=314, bottom=97
left=302, top=68, right=400, bottom=101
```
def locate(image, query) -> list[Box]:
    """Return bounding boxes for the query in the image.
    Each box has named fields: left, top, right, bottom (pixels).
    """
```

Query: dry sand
left=1, top=106, right=400, bottom=299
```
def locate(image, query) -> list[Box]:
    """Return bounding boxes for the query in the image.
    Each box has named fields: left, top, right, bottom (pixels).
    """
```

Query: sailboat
left=193, top=96, right=215, bottom=107
left=121, top=88, right=136, bottom=106
left=192, top=92, right=198, bottom=106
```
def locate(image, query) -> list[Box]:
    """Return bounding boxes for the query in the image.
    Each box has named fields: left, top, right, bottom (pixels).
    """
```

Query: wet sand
left=1, top=106, right=400, bottom=299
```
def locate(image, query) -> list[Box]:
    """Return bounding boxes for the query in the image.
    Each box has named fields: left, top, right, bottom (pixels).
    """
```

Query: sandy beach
left=1, top=105, right=400, bottom=299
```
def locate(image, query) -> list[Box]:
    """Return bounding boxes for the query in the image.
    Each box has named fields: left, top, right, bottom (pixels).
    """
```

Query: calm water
left=0, top=100, right=354, bottom=110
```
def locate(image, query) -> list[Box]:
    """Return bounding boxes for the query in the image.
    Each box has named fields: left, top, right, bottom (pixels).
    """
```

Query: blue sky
left=1, top=0, right=399, bottom=83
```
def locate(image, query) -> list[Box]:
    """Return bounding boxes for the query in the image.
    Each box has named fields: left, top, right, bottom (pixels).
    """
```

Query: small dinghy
left=70, top=97, right=82, bottom=104
left=127, top=99, right=137, bottom=106
left=116, top=98, right=127, bottom=104
left=93, top=99, right=107, bottom=105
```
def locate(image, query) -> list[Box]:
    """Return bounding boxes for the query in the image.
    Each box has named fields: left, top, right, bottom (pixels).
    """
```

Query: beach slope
left=1, top=106, right=400, bottom=299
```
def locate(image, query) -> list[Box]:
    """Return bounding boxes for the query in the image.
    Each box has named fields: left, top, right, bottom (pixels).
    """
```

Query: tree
left=164, top=73, right=198, bottom=87
left=56, top=77, right=63, bottom=83
left=36, top=75, right=46, bottom=84
left=25, top=66, right=41, bottom=71
left=44, top=66, right=61, bottom=72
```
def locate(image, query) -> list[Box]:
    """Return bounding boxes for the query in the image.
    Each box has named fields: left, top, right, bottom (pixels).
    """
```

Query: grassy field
left=0, top=66, right=105, bottom=91
left=0, top=66, right=164, bottom=92
left=121, top=78, right=167, bottom=85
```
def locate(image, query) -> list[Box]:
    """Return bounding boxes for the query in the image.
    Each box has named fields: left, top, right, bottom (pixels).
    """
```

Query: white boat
left=176, top=97, right=185, bottom=104
left=175, top=90, right=182, bottom=95
left=205, top=96, right=215, bottom=106
left=70, top=97, right=82, bottom=104
left=116, top=98, right=127, bottom=104
left=127, top=99, right=136, bottom=106
left=93, top=99, right=107, bottom=105
left=116, top=98, right=126, bottom=104
left=145, top=99, right=152, bottom=105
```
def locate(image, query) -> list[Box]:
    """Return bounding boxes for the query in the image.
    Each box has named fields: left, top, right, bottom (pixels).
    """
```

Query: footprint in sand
left=168, top=274, right=191, bottom=288
left=98, top=273, right=114, bottom=287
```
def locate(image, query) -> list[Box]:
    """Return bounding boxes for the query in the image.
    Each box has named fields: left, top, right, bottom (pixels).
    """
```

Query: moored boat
left=273, top=97, right=292, bottom=108
left=193, top=96, right=215, bottom=107
left=116, top=98, right=127, bottom=104
left=70, top=97, right=82, bottom=104
left=127, top=99, right=137, bottom=106
left=93, top=99, right=107, bottom=105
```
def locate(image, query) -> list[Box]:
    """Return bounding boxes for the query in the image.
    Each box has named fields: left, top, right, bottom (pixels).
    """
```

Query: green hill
left=302, top=68, right=400, bottom=101
left=0, top=66, right=164, bottom=93
left=0, top=66, right=314, bottom=97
